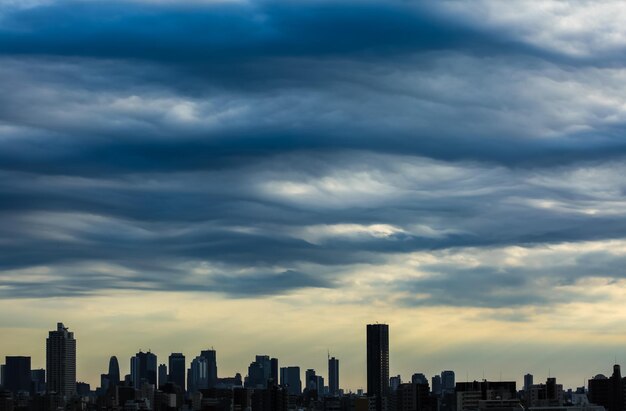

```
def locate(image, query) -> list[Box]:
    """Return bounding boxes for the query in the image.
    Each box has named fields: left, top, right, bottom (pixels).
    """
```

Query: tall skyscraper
left=328, top=357, right=339, bottom=396
left=108, top=356, right=120, bottom=387
left=367, top=323, right=389, bottom=411
left=280, top=366, right=302, bottom=396
left=246, top=355, right=271, bottom=389
left=305, top=369, right=317, bottom=391
left=130, top=351, right=157, bottom=388
left=4, top=356, right=31, bottom=395
left=432, top=375, right=442, bottom=395
left=31, top=369, right=46, bottom=394
left=200, top=350, right=218, bottom=388
left=168, top=353, right=185, bottom=390
left=46, top=322, right=76, bottom=398
left=188, top=356, right=208, bottom=393
left=158, top=364, right=167, bottom=388
left=441, top=370, right=455, bottom=393
left=524, top=374, right=533, bottom=391
left=270, top=358, right=279, bottom=386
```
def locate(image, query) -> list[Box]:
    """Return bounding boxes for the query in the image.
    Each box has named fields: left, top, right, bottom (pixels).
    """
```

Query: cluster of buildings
left=0, top=323, right=621, bottom=411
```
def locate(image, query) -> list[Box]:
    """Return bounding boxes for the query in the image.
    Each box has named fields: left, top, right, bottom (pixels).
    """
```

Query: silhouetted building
left=432, top=375, right=442, bottom=396
left=280, top=367, right=302, bottom=396
left=442, top=371, right=455, bottom=394
left=396, top=382, right=431, bottom=411
left=200, top=350, right=218, bottom=389
left=168, top=353, right=185, bottom=391
left=108, top=356, right=120, bottom=387
left=246, top=356, right=272, bottom=389
left=305, top=369, right=318, bottom=393
left=46, top=322, right=76, bottom=398
left=31, top=369, right=45, bottom=395
left=158, top=364, right=167, bottom=389
left=188, top=356, right=207, bottom=393
left=588, top=365, right=625, bottom=411
left=329, top=357, right=339, bottom=396
left=250, top=385, right=288, bottom=411
left=367, top=323, right=389, bottom=411
left=524, top=374, right=533, bottom=391
left=130, top=351, right=157, bottom=389
left=76, top=382, right=90, bottom=396
left=391, top=376, right=402, bottom=392
left=270, top=358, right=279, bottom=386
left=456, top=380, right=517, bottom=411
left=4, top=357, right=30, bottom=395
left=412, top=374, right=428, bottom=385
left=525, top=377, right=563, bottom=407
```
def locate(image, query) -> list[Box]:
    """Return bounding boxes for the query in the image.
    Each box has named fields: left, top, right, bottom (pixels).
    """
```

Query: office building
left=329, top=357, right=339, bottom=396
left=280, top=366, right=302, bottom=396
left=442, top=371, right=455, bottom=393
left=524, top=374, right=533, bottom=391
left=4, top=357, right=31, bottom=395
left=367, top=323, right=389, bottom=411
left=31, top=369, right=45, bottom=394
left=46, top=322, right=76, bottom=398
left=271, top=358, right=279, bottom=386
left=158, top=364, right=167, bottom=388
left=168, top=353, right=185, bottom=390
left=130, top=351, right=157, bottom=388
left=246, top=356, right=272, bottom=389
left=108, top=356, right=120, bottom=387
left=432, top=375, right=442, bottom=396
left=200, top=350, right=218, bottom=388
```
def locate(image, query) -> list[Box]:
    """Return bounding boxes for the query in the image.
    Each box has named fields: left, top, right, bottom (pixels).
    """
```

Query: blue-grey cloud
left=2, top=0, right=626, bottom=308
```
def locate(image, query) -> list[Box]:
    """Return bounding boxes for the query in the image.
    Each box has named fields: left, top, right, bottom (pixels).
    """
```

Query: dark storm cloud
left=0, top=1, right=510, bottom=62
left=2, top=0, right=626, bottom=307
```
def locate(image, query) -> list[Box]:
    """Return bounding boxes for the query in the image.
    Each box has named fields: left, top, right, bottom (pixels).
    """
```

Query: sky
left=2, top=0, right=626, bottom=392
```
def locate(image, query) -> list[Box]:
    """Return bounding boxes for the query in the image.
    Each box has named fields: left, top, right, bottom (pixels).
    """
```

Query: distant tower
left=46, top=322, right=76, bottom=398
left=328, top=357, right=339, bottom=396
left=524, top=374, right=533, bottom=391
left=270, top=358, right=279, bottom=386
left=367, top=323, right=389, bottom=411
left=168, top=353, right=186, bottom=390
left=130, top=351, right=157, bottom=388
left=441, top=370, right=455, bottom=393
left=200, top=350, right=218, bottom=388
left=280, top=366, right=302, bottom=395
left=108, top=356, right=120, bottom=387
left=4, top=356, right=31, bottom=395
left=432, top=375, right=442, bottom=395
left=158, top=364, right=167, bottom=388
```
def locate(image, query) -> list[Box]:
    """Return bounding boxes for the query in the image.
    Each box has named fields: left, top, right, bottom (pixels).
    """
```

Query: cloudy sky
left=2, top=0, right=626, bottom=391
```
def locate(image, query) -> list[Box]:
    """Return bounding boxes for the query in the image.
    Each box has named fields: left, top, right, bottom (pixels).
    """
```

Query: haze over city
left=3, top=0, right=626, bottom=399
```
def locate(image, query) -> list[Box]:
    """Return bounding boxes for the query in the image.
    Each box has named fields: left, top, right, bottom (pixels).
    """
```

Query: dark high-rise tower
left=46, top=322, right=76, bottom=398
left=270, top=358, right=279, bottom=386
left=168, top=353, right=185, bottom=390
left=130, top=351, right=157, bottom=388
left=280, top=366, right=302, bottom=396
left=200, top=350, right=218, bottom=388
left=4, top=356, right=31, bottom=395
left=367, top=323, right=389, bottom=411
left=328, top=357, right=339, bottom=396
left=108, top=356, right=120, bottom=387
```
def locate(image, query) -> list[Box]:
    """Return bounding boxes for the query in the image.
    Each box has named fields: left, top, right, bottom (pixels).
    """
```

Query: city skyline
left=1, top=321, right=622, bottom=394
left=3, top=0, right=626, bottom=403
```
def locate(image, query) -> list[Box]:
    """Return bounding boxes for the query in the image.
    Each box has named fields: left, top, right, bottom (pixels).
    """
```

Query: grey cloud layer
left=1, top=0, right=626, bottom=308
